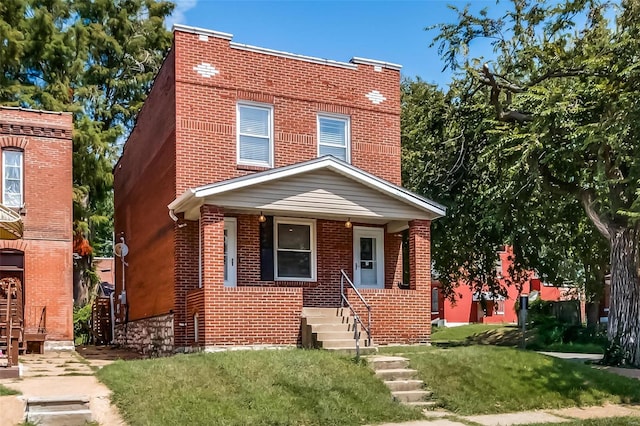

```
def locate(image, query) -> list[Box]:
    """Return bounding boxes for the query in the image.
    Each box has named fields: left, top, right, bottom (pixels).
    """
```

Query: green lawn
left=381, top=345, right=640, bottom=415
left=429, top=324, right=512, bottom=343
left=97, top=349, right=423, bottom=426
left=0, top=384, right=18, bottom=396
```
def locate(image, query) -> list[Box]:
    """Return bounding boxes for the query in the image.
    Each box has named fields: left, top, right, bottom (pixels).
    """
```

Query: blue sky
left=166, top=1, right=505, bottom=87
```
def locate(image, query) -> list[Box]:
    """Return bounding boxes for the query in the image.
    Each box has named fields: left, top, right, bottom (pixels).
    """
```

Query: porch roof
left=169, top=156, right=446, bottom=224
left=0, top=204, right=23, bottom=240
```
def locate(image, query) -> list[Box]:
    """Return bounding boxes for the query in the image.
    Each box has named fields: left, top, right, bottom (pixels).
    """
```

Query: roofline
left=350, top=57, right=402, bottom=71
left=230, top=42, right=357, bottom=70
left=0, top=106, right=71, bottom=116
left=171, top=24, right=402, bottom=72
left=169, top=157, right=446, bottom=218
left=172, top=24, right=233, bottom=40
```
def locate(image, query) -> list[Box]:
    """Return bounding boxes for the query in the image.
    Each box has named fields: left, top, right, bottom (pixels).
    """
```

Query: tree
left=0, top=0, right=174, bottom=304
left=429, top=0, right=640, bottom=365
left=402, top=77, right=609, bottom=319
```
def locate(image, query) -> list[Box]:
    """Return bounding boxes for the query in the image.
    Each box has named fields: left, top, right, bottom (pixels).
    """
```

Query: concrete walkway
left=540, top=351, right=640, bottom=381
left=0, top=351, right=126, bottom=425
left=376, top=404, right=640, bottom=425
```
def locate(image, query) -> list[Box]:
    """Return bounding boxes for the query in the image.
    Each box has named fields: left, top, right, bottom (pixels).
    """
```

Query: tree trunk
left=607, top=226, right=640, bottom=366
left=585, top=302, right=599, bottom=328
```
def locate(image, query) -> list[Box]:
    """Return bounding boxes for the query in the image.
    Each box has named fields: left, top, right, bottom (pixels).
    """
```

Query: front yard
left=97, top=349, right=423, bottom=426
left=380, top=345, right=640, bottom=415
left=96, top=345, right=640, bottom=425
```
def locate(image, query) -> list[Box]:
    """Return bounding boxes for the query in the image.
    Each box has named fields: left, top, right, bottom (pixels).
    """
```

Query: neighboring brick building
left=0, top=107, right=74, bottom=351
left=113, top=25, right=445, bottom=354
left=431, top=246, right=575, bottom=326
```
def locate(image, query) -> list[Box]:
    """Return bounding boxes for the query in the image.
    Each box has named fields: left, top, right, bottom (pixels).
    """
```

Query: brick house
left=113, top=25, right=445, bottom=354
left=0, top=107, right=74, bottom=358
left=431, top=246, right=574, bottom=326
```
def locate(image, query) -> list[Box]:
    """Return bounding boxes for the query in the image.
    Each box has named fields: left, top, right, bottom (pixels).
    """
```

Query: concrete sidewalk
left=376, top=404, right=640, bottom=425
left=0, top=351, right=125, bottom=425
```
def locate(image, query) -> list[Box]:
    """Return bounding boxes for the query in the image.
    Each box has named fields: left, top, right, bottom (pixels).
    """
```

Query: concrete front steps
left=301, top=307, right=377, bottom=354
left=25, top=396, right=93, bottom=426
left=367, top=355, right=438, bottom=408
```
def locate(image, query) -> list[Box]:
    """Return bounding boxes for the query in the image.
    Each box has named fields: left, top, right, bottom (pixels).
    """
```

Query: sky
left=166, top=0, right=506, bottom=87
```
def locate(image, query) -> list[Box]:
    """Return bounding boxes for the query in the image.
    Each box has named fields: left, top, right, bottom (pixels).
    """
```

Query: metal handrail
left=340, top=269, right=372, bottom=350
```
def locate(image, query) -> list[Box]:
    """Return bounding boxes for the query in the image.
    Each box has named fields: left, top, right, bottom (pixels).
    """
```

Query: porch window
left=317, top=115, right=350, bottom=162
left=274, top=218, right=316, bottom=281
left=495, top=300, right=505, bottom=315
left=237, top=103, right=273, bottom=167
left=3, top=150, right=23, bottom=208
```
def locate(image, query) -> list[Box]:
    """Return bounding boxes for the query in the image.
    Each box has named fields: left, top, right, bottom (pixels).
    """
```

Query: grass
left=381, top=345, right=640, bottom=415
left=0, top=383, right=19, bottom=396
left=97, top=349, right=424, bottom=426
left=538, top=341, right=605, bottom=354
left=430, top=324, right=517, bottom=343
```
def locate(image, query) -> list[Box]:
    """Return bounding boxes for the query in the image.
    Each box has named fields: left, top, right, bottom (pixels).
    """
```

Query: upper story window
left=318, top=115, right=350, bottom=162
left=3, top=150, right=23, bottom=208
left=237, top=103, right=273, bottom=167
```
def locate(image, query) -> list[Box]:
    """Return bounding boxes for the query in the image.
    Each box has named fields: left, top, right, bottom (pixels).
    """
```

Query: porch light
left=258, top=212, right=267, bottom=223
left=345, top=218, right=352, bottom=229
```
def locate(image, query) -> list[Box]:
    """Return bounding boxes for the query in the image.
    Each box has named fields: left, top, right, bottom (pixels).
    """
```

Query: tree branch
left=580, top=190, right=611, bottom=240
left=481, top=64, right=532, bottom=123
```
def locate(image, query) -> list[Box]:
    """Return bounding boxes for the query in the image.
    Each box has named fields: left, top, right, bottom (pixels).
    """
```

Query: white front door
left=224, top=218, right=237, bottom=287
left=353, top=227, right=384, bottom=289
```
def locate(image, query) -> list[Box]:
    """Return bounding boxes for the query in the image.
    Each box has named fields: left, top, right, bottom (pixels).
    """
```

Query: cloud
left=166, top=0, right=198, bottom=29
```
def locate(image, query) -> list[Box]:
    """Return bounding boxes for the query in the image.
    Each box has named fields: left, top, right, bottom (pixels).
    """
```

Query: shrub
left=74, top=304, right=92, bottom=345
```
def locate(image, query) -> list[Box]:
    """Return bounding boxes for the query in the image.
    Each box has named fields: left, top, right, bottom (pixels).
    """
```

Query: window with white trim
left=318, top=115, right=350, bottom=162
left=3, top=150, right=23, bottom=208
left=237, top=103, right=273, bottom=167
left=274, top=218, right=316, bottom=281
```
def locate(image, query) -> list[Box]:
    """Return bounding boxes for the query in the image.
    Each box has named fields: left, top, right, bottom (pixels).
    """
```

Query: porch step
left=314, top=331, right=357, bottom=341
left=309, top=323, right=356, bottom=333
left=300, top=306, right=375, bottom=353
left=26, top=396, right=92, bottom=426
left=319, top=339, right=372, bottom=349
left=301, top=307, right=349, bottom=317
left=366, top=355, right=439, bottom=408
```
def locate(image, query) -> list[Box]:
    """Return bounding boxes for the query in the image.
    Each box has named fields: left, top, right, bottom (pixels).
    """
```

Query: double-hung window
left=274, top=218, right=316, bottom=281
left=237, top=103, right=273, bottom=167
left=318, top=115, right=350, bottom=162
left=3, top=150, right=23, bottom=208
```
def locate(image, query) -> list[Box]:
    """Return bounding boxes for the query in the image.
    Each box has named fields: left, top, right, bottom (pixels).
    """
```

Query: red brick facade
left=114, top=26, right=438, bottom=351
left=0, top=107, right=73, bottom=345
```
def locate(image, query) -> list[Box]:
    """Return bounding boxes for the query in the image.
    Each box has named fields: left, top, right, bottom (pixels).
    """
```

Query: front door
left=224, top=218, right=237, bottom=287
left=353, top=227, right=384, bottom=289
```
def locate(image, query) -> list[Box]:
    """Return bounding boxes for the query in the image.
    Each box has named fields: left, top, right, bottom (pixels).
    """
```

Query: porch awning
left=169, top=156, right=446, bottom=225
left=0, top=203, right=23, bottom=240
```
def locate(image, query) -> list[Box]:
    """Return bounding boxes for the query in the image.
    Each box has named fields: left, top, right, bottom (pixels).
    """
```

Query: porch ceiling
left=169, top=156, right=446, bottom=223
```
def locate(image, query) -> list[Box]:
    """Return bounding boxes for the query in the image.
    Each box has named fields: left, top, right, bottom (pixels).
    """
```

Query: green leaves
left=0, top=0, right=173, bottom=257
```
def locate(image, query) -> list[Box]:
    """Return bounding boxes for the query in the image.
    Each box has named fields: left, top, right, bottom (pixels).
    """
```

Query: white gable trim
left=169, top=157, right=445, bottom=218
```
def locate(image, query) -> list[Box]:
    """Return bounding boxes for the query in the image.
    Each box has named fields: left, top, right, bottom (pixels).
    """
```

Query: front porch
left=170, top=157, right=445, bottom=350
